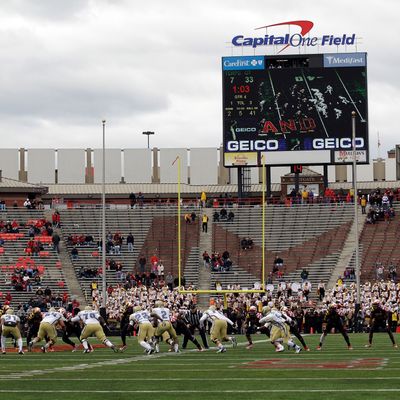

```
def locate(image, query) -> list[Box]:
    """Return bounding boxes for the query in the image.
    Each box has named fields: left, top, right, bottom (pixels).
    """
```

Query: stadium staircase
left=327, top=207, right=366, bottom=288
left=0, top=208, right=70, bottom=308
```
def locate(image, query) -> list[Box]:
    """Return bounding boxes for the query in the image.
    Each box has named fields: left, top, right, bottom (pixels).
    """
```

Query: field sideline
left=0, top=333, right=399, bottom=400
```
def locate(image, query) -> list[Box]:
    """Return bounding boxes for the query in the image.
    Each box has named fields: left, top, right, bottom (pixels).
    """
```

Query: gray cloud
left=0, top=0, right=397, bottom=159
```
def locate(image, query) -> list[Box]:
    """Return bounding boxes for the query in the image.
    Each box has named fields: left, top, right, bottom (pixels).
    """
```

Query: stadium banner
left=224, top=152, right=259, bottom=166
left=334, top=150, right=367, bottom=163
left=222, top=53, right=369, bottom=167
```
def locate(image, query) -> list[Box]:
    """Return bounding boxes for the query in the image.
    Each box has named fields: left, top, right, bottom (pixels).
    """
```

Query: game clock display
left=222, top=53, right=368, bottom=166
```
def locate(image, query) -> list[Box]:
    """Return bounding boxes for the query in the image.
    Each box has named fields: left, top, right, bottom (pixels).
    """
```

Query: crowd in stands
left=202, top=250, right=233, bottom=272
left=213, top=208, right=235, bottom=222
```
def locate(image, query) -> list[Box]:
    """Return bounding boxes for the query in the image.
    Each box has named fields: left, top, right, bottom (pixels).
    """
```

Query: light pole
left=142, top=131, right=155, bottom=149
left=352, top=111, right=360, bottom=310
left=101, top=120, right=107, bottom=309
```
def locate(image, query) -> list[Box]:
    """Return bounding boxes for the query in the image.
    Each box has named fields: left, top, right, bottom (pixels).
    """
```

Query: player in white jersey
left=199, top=306, right=237, bottom=353
left=151, top=301, right=179, bottom=353
left=29, top=307, right=65, bottom=353
left=71, top=305, right=117, bottom=353
left=129, top=306, right=155, bottom=354
left=1, top=309, right=24, bottom=354
left=259, top=306, right=301, bottom=353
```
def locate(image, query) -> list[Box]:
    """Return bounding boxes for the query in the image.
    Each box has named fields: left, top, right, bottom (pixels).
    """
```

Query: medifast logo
left=231, top=20, right=357, bottom=53
left=324, top=53, right=366, bottom=67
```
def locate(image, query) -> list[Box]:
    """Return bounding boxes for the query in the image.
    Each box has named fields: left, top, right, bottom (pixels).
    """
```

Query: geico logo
left=235, top=128, right=257, bottom=133
left=227, top=140, right=279, bottom=151
left=313, top=137, right=365, bottom=149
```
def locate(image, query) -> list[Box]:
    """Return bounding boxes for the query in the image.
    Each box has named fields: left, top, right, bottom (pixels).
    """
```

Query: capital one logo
left=254, top=20, right=314, bottom=53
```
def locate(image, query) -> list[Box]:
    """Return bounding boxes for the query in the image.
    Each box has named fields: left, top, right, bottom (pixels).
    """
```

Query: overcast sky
left=0, top=0, right=398, bottom=159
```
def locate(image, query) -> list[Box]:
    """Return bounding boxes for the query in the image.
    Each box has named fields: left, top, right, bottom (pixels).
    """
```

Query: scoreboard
left=222, top=53, right=368, bottom=167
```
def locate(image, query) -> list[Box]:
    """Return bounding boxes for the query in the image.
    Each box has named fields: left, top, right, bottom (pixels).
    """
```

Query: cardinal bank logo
left=231, top=20, right=356, bottom=53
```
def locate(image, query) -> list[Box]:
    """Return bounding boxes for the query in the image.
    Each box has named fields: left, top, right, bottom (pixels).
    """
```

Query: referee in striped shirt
left=183, top=305, right=209, bottom=349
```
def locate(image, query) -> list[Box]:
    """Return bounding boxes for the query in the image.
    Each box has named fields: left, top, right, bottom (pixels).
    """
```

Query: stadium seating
left=0, top=208, right=69, bottom=308
left=58, top=206, right=199, bottom=299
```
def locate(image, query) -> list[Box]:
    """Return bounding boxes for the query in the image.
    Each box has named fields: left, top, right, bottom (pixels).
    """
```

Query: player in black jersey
left=61, top=309, right=93, bottom=352
left=26, top=307, right=43, bottom=346
left=173, top=312, right=203, bottom=351
left=281, top=306, right=310, bottom=351
left=244, top=306, right=260, bottom=349
left=366, top=301, right=397, bottom=348
left=119, top=305, right=133, bottom=352
left=317, top=304, right=352, bottom=350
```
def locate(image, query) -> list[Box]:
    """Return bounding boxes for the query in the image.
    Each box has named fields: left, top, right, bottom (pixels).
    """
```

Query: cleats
left=72, top=345, right=79, bottom=352
left=28, top=342, right=33, bottom=352
left=111, top=346, right=119, bottom=353
left=197, top=348, right=205, bottom=352
left=316, top=346, right=322, bottom=351
left=146, top=348, right=154, bottom=355
left=275, top=345, right=285, bottom=353
left=155, top=344, right=160, bottom=353
left=216, top=346, right=226, bottom=353
left=246, top=344, right=253, bottom=350
left=41, top=346, right=47, bottom=353
left=348, top=346, right=353, bottom=350
left=230, top=337, right=237, bottom=348
left=365, top=344, right=371, bottom=348
left=119, top=345, right=127, bottom=352
left=393, top=344, right=398, bottom=349
left=304, top=347, right=310, bottom=352
left=2, top=351, right=5, bottom=355
left=295, top=346, right=302, bottom=354
left=83, top=349, right=91, bottom=354
left=18, top=351, right=24, bottom=355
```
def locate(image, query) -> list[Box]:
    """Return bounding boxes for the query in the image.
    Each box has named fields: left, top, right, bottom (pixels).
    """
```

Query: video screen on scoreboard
left=222, top=53, right=368, bottom=166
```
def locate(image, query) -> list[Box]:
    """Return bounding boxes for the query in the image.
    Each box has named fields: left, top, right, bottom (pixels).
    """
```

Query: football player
left=129, top=305, right=155, bottom=354
left=61, top=308, right=93, bottom=352
left=0, top=308, right=24, bottom=354
left=317, top=304, right=352, bottom=350
left=26, top=307, right=43, bottom=346
left=119, top=304, right=133, bottom=352
left=365, top=301, right=397, bottom=348
left=151, top=301, right=179, bottom=353
left=173, top=311, right=203, bottom=351
left=199, top=305, right=237, bottom=353
left=29, top=307, right=65, bottom=353
left=281, top=306, right=310, bottom=351
left=71, top=305, right=117, bottom=353
left=244, top=306, right=260, bottom=349
left=259, top=306, right=301, bottom=353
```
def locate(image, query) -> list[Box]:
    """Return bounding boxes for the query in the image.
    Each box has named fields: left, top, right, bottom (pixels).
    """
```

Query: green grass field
left=1, top=333, right=400, bottom=400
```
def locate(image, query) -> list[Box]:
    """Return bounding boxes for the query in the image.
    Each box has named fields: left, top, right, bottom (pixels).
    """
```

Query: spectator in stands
left=157, top=261, right=164, bottom=278
left=191, top=211, right=196, bottom=223
left=227, top=211, right=235, bottom=222
left=166, top=272, right=174, bottom=290
left=52, top=232, right=61, bottom=253
left=23, top=198, right=32, bottom=209
left=300, top=268, right=309, bottom=282
left=361, top=195, right=367, bottom=214
left=200, top=191, right=207, bottom=208
left=317, top=281, right=325, bottom=301
left=138, top=254, right=146, bottom=273
left=376, top=263, right=384, bottom=280
left=273, top=255, right=284, bottom=273
left=126, top=233, right=134, bottom=252
left=52, top=211, right=61, bottom=228
left=184, top=213, right=192, bottom=223
left=202, top=214, right=209, bottom=233
left=138, top=192, right=144, bottom=207
left=202, top=250, right=210, bottom=268
left=220, top=208, right=228, bottom=220
left=129, top=192, right=136, bottom=208
left=71, top=246, right=79, bottom=260
left=301, top=186, right=309, bottom=204
left=116, top=263, right=124, bottom=281
left=240, top=237, right=253, bottom=251
left=213, top=211, right=219, bottom=222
